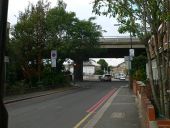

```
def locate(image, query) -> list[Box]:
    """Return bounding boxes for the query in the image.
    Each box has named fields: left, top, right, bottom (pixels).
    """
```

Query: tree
left=131, top=54, right=147, bottom=82
left=95, top=69, right=104, bottom=75
left=92, top=0, right=170, bottom=117
left=46, top=1, right=77, bottom=50
left=46, top=1, right=102, bottom=81
left=97, top=59, right=108, bottom=73
left=45, top=1, right=78, bottom=73
left=10, top=0, right=50, bottom=84
left=9, top=0, right=103, bottom=85
left=67, top=18, right=102, bottom=81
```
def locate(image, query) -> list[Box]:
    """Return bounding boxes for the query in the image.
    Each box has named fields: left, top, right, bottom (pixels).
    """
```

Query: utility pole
left=0, top=0, right=9, bottom=128
left=114, top=23, right=134, bottom=86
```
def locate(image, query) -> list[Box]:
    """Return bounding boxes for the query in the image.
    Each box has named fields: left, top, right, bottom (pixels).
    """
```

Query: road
left=6, top=81, right=128, bottom=128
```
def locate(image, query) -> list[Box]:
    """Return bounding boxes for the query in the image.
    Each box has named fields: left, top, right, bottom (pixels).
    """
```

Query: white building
left=83, top=61, right=98, bottom=75
left=63, top=59, right=100, bottom=75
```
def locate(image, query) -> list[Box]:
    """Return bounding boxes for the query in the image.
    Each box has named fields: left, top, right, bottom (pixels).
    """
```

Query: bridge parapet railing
left=99, top=36, right=140, bottom=43
left=101, top=36, right=133, bottom=38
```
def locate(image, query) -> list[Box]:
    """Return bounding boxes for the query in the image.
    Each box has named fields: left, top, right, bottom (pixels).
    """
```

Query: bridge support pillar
left=74, top=59, right=83, bottom=82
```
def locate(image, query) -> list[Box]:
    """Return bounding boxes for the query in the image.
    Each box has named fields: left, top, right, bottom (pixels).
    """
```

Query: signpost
left=51, top=59, right=56, bottom=68
left=51, top=50, right=57, bottom=59
left=51, top=50, right=57, bottom=68
left=129, top=39, right=134, bottom=88
left=128, top=49, right=134, bottom=70
left=129, top=49, right=134, bottom=57
left=0, top=0, right=9, bottom=127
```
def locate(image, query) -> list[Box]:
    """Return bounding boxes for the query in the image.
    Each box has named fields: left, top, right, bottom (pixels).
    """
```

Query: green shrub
left=41, top=66, right=70, bottom=88
left=6, top=80, right=29, bottom=95
left=131, top=54, right=147, bottom=82
left=95, top=69, right=104, bottom=75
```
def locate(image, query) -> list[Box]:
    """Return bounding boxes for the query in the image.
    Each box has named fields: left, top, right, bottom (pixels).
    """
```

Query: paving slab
left=94, top=86, right=141, bottom=128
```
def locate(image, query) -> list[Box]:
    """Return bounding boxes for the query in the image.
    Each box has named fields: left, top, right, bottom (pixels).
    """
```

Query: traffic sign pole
left=51, top=50, right=57, bottom=68
left=0, top=0, right=9, bottom=127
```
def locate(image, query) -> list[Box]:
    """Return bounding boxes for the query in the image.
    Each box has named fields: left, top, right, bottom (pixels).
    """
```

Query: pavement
left=93, top=86, right=141, bottom=128
left=4, top=85, right=141, bottom=128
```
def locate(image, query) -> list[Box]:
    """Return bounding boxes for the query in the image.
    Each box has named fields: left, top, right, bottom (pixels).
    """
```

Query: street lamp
left=114, top=24, right=134, bottom=85
left=129, top=31, right=134, bottom=88
left=129, top=31, right=132, bottom=71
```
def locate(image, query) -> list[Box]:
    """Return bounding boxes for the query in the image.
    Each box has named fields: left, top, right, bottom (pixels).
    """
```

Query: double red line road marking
left=74, top=87, right=117, bottom=128
left=86, top=88, right=117, bottom=113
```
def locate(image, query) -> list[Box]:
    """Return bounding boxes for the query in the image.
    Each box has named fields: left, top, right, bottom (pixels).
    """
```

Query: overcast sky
left=8, top=0, right=129, bottom=37
left=8, top=0, right=125, bottom=66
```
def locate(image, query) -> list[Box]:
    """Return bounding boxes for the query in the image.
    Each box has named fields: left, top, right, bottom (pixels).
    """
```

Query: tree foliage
left=131, top=54, right=147, bottom=82
left=97, top=59, right=108, bottom=71
left=10, top=0, right=50, bottom=83
left=46, top=1, right=102, bottom=81
left=8, top=0, right=102, bottom=85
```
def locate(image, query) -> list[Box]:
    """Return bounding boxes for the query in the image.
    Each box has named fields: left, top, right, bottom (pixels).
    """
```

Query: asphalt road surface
left=6, top=81, right=128, bottom=128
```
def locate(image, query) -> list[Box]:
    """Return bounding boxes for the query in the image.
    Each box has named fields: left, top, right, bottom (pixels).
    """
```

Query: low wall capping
left=133, top=80, right=170, bottom=128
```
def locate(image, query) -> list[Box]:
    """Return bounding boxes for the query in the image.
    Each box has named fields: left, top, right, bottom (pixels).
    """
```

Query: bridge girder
left=90, top=48, right=146, bottom=58
left=99, top=37, right=145, bottom=49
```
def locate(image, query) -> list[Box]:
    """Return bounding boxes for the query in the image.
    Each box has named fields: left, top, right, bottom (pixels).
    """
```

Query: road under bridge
left=74, top=36, right=146, bottom=81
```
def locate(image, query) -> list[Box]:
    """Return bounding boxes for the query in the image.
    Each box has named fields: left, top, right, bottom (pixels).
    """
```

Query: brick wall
left=133, top=80, right=170, bottom=128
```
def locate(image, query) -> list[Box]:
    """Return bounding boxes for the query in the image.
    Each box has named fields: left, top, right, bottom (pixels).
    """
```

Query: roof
left=83, top=61, right=100, bottom=67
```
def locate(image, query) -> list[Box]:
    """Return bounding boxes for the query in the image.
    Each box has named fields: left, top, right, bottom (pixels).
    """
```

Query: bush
left=41, top=66, right=70, bottom=88
left=95, top=69, right=104, bottom=75
left=131, top=54, right=147, bottom=82
left=5, top=65, right=71, bottom=96
left=6, top=80, right=29, bottom=95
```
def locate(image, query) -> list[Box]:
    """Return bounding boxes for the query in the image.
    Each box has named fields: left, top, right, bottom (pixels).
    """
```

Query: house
left=63, top=59, right=100, bottom=75
left=111, top=61, right=127, bottom=78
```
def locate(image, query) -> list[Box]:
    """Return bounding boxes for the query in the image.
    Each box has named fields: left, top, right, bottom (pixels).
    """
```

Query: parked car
left=100, top=74, right=112, bottom=82
left=119, top=73, right=126, bottom=80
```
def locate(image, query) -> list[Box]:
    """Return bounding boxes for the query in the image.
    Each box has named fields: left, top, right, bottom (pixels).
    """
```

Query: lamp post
left=129, top=31, right=134, bottom=88
left=114, top=24, right=134, bottom=86
left=129, top=31, right=132, bottom=72
left=0, top=0, right=9, bottom=127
